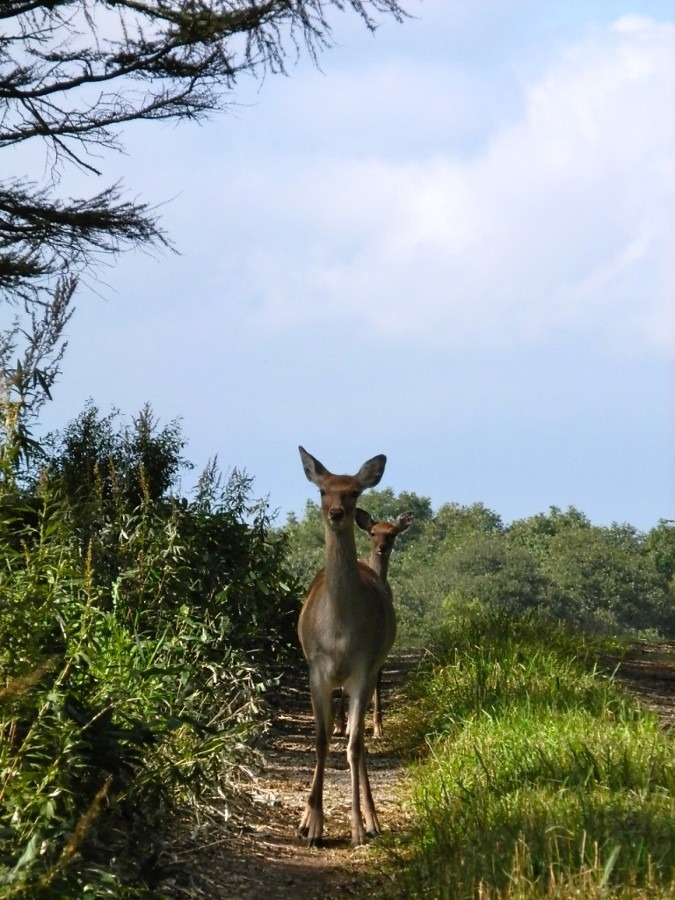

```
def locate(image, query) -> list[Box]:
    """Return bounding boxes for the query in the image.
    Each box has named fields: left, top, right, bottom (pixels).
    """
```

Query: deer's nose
left=329, top=507, right=345, bottom=522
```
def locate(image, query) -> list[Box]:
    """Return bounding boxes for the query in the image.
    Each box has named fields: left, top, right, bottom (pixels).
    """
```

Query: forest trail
left=160, top=642, right=675, bottom=899
left=161, top=650, right=424, bottom=899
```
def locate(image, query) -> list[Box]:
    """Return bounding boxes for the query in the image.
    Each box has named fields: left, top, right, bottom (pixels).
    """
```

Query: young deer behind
left=334, top=508, right=414, bottom=739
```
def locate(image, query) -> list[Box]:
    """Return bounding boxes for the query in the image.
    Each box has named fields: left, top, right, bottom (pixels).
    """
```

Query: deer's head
left=355, top=509, right=415, bottom=559
left=299, top=446, right=386, bottom=532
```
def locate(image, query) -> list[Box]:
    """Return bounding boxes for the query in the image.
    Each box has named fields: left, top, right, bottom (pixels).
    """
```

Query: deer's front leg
left=299, top=672, right=333, bottom=846
left=346, top=689, right=378, bottom=847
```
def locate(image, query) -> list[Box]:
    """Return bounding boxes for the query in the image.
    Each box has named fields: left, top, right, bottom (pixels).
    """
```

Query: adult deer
left=297, top=446, right=396, bottom=847
left=334, top=509, right=415, bottom=739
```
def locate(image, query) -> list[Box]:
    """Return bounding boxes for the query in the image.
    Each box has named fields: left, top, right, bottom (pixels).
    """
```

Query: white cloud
left=19, top=4, right=672, bottom=531
left=205, top=16, right=674, bottom=357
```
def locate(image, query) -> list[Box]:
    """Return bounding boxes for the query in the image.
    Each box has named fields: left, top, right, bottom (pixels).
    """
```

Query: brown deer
left=297, top=446, right=396, bottom=847
left=334, top=509, right=414, bottom=739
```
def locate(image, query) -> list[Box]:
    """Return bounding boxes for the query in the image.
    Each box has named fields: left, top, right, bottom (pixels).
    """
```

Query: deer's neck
left=368, top=551, right=389, bottom=585
left=323, top=525, right=362, bottom=600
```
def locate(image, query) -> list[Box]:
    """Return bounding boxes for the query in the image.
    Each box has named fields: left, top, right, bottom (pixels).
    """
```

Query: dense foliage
left=283, top=490, right=675, bottom=642
left=0, top=403, right=300, bottom=896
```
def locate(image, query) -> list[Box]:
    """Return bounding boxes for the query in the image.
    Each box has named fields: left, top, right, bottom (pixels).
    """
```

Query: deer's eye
left=350, top=490, right=360, bottom=499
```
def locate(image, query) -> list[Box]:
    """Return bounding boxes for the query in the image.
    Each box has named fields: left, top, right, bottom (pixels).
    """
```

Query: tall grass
left=386, top=612, right=675, bottom=899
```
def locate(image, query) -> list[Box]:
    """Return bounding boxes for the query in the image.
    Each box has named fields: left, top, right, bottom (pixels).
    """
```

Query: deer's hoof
left=298, top=818, right=324, bottom=847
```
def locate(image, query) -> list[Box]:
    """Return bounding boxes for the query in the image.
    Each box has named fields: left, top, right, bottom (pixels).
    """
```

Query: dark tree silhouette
left=1, top=0, right=407, bottom=304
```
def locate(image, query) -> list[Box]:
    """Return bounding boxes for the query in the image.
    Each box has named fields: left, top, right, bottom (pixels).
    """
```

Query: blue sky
left=15, top=0, right=675, bottom=530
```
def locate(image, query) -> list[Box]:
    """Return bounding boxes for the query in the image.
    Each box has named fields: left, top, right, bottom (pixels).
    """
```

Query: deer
left=334, top=509, right=415, bottom=739
left=297, top=446, right=396, bottom=847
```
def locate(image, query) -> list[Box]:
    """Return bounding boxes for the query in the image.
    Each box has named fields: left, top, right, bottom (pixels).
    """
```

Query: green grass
left=383, top=613, right=675, bottom=899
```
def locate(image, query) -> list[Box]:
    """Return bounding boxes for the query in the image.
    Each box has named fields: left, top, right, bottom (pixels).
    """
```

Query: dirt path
left=161, top=651, right=422, bottom=899
left=603, top=641, right=675, bottom=731
left=160, top=642, right=675, bottom=898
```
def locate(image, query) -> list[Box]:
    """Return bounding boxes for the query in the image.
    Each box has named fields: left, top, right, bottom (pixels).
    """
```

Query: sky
left=10, top=0, right=675, bottom=530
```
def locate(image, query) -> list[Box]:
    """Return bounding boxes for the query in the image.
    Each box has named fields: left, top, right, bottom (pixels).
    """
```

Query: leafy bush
left=0, top=404, right=301, bottom=896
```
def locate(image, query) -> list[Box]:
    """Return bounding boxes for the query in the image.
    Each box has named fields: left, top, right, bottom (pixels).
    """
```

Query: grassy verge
left=382, top=612, right=675, bottom=899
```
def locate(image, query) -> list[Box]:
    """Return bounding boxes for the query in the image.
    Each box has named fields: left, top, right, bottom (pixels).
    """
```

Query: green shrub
left=0, top=406, right=301, bottom=896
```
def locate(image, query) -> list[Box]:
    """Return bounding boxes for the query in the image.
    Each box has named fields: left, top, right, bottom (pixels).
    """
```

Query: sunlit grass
left=383, top=613, right=675, bottom=899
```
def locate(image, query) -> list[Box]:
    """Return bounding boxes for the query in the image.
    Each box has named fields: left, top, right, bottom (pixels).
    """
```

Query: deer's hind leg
left=372, top=667, right=384, bottom=738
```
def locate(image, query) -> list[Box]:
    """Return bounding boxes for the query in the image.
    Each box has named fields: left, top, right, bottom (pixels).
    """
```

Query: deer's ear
left=355, top=454, right=386, bottom=489
left=395, top=512, right=415, bottom=534
left=299, top=446, right=329, bottom=487
left=355, top=508, right=375, bottom=533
